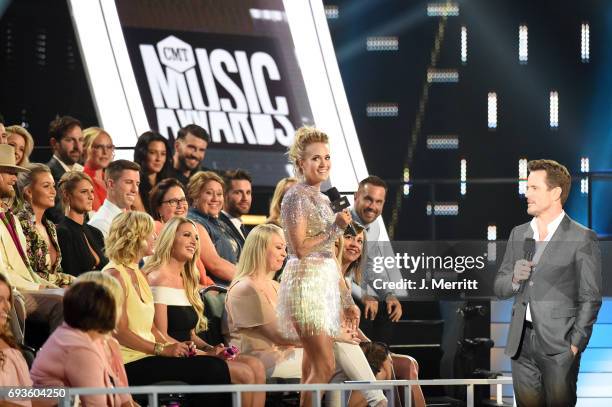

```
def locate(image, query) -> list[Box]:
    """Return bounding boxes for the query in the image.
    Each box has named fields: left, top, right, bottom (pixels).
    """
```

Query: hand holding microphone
left=512, top=259, right=533, bottom=285
left=325, top=187, right=356, bottom=235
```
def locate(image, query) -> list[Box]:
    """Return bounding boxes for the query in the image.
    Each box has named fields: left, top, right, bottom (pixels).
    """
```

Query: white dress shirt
left=524, top=210, right=566, bottom=321
left=53, top=155, right=84, bottom=172
left=88, top=200, right=123, bottom=239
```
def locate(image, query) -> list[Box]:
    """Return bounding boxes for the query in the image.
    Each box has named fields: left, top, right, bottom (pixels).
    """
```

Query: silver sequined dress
left=277, top=183, right=344, bottom=339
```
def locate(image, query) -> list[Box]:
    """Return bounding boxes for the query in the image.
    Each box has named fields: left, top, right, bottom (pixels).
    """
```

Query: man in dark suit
left=494, top=159, right=602, bottom=407
left=219, top=169, right=252, bottom=248
left=45, top=116, right=84, bottom=222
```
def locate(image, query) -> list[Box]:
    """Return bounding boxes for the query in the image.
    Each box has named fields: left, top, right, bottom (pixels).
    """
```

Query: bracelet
left=153, top=342, right=166, bottom=356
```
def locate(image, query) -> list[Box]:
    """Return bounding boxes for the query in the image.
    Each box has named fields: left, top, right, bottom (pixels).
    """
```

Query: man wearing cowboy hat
left=0, top=144, right=63, bottom=335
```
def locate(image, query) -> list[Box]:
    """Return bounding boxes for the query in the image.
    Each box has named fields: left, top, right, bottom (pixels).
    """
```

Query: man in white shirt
left=350, top=176, right=404, bottom=344
left=219, top=169, right=252, bottom=247
left=89, top=160, right=140, bottom=238
left=494, top=159, right=602, bottom=407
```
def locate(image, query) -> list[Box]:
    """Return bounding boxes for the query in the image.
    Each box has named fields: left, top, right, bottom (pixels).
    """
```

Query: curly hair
left=287, top=127, right=329, bottom=177
left=105, top=212, right=154, bottom=265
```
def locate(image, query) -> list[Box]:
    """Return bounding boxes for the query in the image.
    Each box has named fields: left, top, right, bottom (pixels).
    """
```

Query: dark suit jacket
left=218, top=212, right=246, bottom=247
left=494, top=215, right=602, bottom=357
left=45, top=157, right=66, bottom=223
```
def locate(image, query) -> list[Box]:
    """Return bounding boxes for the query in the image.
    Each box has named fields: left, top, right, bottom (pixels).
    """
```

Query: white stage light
left=461, top=25, right=467, bottom=63
left=550, top=91, right=559, bottom=128
left=488, top=92, right=497, bottom=129
left=518, top=158, right=528, bottom=195
left=581, top=23, right=590, bottom=63
left=460, top=158, right=467, bottom=195
left=519, top=25, right=528, bottom=63
left=324, top=5, right=339, bottom=20
left=581, top=157, right=589, bottom=173
left=487, top=225, right=497, bottom=241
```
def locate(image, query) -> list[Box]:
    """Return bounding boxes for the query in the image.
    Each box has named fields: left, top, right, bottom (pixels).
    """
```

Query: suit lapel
left=531, top=215, right=571, bottom=275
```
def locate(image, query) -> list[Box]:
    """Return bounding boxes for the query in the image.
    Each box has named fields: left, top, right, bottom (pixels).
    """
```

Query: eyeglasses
left=161, top=197, right=188, bottom=207
left=91, top=144, right=115, bottom=152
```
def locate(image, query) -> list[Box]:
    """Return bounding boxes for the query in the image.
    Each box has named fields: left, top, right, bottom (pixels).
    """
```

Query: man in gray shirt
left=351, top=176, right=405, bottom=343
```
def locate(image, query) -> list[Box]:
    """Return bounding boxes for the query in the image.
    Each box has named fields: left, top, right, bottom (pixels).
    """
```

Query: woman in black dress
left=56, top=171, right=108, bottom=276
left=144, top=216, right=266, bottom=407
left=133, top=131, right=172, bottom=214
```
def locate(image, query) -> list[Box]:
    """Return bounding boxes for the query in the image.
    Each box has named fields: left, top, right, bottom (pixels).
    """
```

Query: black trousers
left=125, top=355, right=231, bottom=406
left=511, top=324, right=581, bottom=407
left=358, top=300, right=394, bottom=344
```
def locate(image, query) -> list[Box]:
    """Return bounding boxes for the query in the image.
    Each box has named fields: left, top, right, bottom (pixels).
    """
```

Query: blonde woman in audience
left=30, top=274, right=135, bottom=407
left=145, top=217, right=266, bottom=407
left=16, top=163, right=74, bottom=287
left=103, top=211, right=231, bottom=406
left=226, top=224, right=387, bottom=407
left=56, top=171, right=108, bottom=277
left=266, top=176, right=297, bottom=227
left=0, top=274, right=32, bottom=407
left=5, top=125, right=34, bottom=167
left=83, top=127, right=114, bottom=211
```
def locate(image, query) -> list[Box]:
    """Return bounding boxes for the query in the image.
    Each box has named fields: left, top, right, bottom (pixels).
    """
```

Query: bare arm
left=285, top=211, right=348, bottom=259
left=196, top=223, right=236, bottom=281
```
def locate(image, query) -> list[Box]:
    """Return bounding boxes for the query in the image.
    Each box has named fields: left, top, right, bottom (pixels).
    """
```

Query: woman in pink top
left=31, top=277, right=135, bottom=406
left=0, top=274, right=32, bottom=407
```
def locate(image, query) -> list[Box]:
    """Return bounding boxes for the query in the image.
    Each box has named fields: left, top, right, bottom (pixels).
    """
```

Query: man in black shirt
left=171, top=124, right=210, bottom=185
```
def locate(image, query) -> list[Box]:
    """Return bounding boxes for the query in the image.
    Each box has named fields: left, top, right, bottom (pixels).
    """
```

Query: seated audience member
left=133, top=131, right=172, bottom=214
left=265, top=176, right=297, bottom=227
left=56, top=172, right=108, bottom=276
left=145, top=217, right=266, bottom=407
left=16, top=164, right=74, bottom=287
left=149, top=178, right=213, bottom=286
left=88, top=160, right=140, bottom=238
left=226, top=224, right=387, bottom=407
left=338, top=223, right=425, bottom=407
left=30, top=274, right=135, bottom=407
left=82, top=127, right=114, bottom=211
left=6, top=125, right=34, bottom=167
left=0, top=274, right=32, bottom=407
left=103, top=211, right=231, bottom=406
left=171, top=124, right=210, bottom=186
left=45, top=116, right=84, bottom=223
left=187, top=171, right=239, bottom=285
left=0, top=146, right=63, bottom=332
left=220, top=169, right=253, bottom=246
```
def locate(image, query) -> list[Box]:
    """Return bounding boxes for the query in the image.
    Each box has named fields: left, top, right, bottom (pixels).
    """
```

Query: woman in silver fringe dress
left=277, top=127, right=359, bottom=406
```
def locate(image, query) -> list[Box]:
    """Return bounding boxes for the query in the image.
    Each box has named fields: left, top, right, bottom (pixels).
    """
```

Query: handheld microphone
left=519, top=237, right=536, bottom=294
left=324, top=187, right=357, bottom=236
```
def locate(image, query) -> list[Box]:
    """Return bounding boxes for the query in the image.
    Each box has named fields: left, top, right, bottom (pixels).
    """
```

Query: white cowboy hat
left=0, top=144, right=29, bottom=173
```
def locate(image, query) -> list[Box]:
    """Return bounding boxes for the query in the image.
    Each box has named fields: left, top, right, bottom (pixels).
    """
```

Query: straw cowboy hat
left=0, top=144, right=29, bottom=173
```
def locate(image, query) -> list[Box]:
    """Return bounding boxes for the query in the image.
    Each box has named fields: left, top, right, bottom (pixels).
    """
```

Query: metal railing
left=16, top=378, right=514, bottom=407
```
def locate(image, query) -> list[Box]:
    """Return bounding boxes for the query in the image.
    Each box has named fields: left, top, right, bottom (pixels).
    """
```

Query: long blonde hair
left=234, top=223, right=284, bottom=282
left=266, top=177, right=297, bottom=226
left=143, top=217, right=207, bottom=332
left=105, top=212, right=154, bottom=265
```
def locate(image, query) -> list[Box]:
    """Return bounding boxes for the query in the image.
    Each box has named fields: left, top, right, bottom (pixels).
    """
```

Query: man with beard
left=351, top=176, right=404, bottom=344
left=0, top=144, right=63, bottom=337
left=45, top=116, right=84, bottom=222
left=88, top=160, right=140, bottom=238
left=220, top=169, right=252, bottom=247
left=171, top=124, right=210, bottom=186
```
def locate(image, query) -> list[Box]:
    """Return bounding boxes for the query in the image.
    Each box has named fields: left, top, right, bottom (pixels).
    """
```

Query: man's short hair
left=358, top=175, right=388, bottom=193
left=223, top=169, right=252, bottom=191
left=177, top=124, right=211, bottom=144
left=105, top=159, right=140, bottom=182
left=527, top=159, right=572, bottom=205
left=63, top=281, right=117, bottom=333
left=48, top=115, right=82, bottom=143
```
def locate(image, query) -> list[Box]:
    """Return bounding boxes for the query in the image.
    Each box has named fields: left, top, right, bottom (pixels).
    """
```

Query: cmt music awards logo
left=139, top=35, right=295, bottom=146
